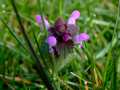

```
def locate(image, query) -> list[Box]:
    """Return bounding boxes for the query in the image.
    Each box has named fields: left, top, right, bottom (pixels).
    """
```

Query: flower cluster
left=36, top=10, right=89, bottom=57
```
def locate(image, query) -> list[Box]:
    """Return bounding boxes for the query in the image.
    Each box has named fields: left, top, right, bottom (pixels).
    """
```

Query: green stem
left=111, top=0, right=120, bottom=90
left=59, top=0, right=63, bottom=16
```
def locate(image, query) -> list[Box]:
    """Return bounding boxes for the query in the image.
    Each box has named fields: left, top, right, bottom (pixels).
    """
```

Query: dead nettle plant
left=36, top=11, right=89, bottom=57
left=8, top=0, right=90, bottom=90
left=36, top=10, right=90, bottom=71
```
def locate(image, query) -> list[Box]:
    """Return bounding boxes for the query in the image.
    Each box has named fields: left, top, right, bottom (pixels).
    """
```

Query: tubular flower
left=36, top=10, right=90, bottom=57
left=46, top=36, right=57, bottom=47
left=36, top=15, right=50, bottom=29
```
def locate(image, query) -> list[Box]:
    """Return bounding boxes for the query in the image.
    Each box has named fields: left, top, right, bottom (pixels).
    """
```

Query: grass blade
left=10, top=0, right=56, bottom=89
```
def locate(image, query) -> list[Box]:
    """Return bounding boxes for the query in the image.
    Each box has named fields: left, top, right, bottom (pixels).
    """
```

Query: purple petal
left=73, top=33, right=89, bottom=44
left=73, top=34, right=81, bottom=44
left=44, top=18, right=50, bottom=29
left=47, top=36, right=57, bottom=47
left=79, top=33, right=90, bottom=41
left=67, top=10, right=80, bottom=25
left=70, top=10, right=80, bottom=20
left=67, top=18, right=76, bottom=25
left=36, top=15, right=42, bottom=24
left=35, top=15, right=50, bottom=29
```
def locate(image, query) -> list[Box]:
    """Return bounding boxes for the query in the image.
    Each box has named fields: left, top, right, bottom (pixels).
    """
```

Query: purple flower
left=35, top=15, right=50, bottom=29
left=36, top=10, right=89, bottom=56
left=67, top=10, right=80, bottom=25
left=46, top=36, right=57, bottom=47
left=73, top=33, right=90, bottom=44
left=36, top=15, right=42, bottom=24
left=73, top=34, right=81, bottom=44
left=70, top=10, right=80, bottom=20
left=79, top=33, right=90, bottom=41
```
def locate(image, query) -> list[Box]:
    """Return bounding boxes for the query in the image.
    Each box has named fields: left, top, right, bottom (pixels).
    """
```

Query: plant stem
left=59, top=0, right=63, bottom=16
left=111, top=0, right=120, bottom=89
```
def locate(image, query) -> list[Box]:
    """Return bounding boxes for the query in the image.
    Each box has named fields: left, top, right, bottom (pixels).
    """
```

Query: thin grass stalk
left=82, top=45, right=96, bottom=89
left=36, top=1, right=58, bottom=89
left=10, top=0, right=55, bottom=90
left=59, top=0, right=63, bottom=16
left=32, top=31, right=50, bottom=69
left=102, top=0, right=120, bottom=89
left=111, top=0, right=120, bottom=89
left=0, top=17, right=27, bottom=51
left=49, top=0, right=55, bottom=20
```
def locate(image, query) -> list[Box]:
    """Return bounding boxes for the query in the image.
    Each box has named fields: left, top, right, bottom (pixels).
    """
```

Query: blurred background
left=0, top=0, right=120, bottom=90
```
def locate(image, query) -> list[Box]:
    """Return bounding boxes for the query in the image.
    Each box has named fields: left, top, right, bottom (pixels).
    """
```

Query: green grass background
left=0, top=0, right=120, bottom=90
